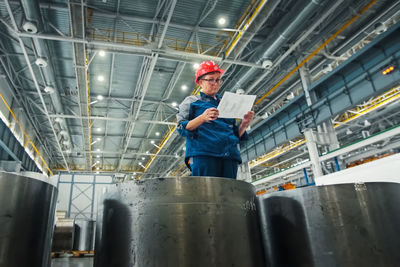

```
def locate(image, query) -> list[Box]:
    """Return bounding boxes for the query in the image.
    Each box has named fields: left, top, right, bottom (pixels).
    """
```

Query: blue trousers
left=190, top=156, right=239, bottom=179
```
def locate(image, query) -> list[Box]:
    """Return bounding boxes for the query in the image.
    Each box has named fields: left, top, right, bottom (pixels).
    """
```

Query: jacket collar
left=200, top=91, right=221, bottom=101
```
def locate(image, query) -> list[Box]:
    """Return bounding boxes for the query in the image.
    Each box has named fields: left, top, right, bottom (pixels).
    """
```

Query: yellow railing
left=88, top=28, right=223, bottom=55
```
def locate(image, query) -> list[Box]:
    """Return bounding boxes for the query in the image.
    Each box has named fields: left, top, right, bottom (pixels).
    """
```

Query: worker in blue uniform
left=176, top=61, right=254, bottom=179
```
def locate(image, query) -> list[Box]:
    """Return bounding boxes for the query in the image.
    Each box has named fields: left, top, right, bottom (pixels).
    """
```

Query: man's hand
left=201, top=108, right=219, bottom=122
left=186, top=108, right=219, bottom=131
left=242, top=111, right=254, bottom=127
left=239, top=111, right=254, bottom=137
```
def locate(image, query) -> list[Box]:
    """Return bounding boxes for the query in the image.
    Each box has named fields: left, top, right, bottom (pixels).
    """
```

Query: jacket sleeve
left=176, top=96, right=198, bottom=138
left=233, top=123, right=249, bottom=141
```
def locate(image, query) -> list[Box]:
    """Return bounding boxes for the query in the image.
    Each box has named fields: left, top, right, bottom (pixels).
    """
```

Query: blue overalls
left=176, top=92, right=247, bottom=179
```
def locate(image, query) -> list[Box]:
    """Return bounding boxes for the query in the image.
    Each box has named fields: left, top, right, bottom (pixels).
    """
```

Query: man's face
left=199, top=72, right=222, bottom=97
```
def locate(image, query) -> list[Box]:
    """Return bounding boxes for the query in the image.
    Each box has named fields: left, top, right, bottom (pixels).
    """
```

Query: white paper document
left=217, top=92, right=256, bottom=119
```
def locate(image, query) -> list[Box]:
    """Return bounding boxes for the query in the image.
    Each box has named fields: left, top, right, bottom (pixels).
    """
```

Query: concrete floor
left=51, top=257, right=93, bottom=267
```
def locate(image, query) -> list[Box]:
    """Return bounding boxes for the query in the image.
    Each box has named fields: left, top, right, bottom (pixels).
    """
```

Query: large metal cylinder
left=257, top=182, right=400, bottom=267
left=73, top=219, right=95, bottom=251
left=52, top=218, right=75, bottom=252
left=0, top=172, right=57, bottom=267
left=94, top=177, right=265, bottom=267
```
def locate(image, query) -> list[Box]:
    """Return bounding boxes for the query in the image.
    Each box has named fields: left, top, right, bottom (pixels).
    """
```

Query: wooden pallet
left=51, top=250, right=94, bottom=258
left=72, top=250, right=94, bottom=257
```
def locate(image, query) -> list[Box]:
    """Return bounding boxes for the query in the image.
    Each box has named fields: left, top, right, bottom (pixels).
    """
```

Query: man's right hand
left=201, top=108, right=219, bottom=122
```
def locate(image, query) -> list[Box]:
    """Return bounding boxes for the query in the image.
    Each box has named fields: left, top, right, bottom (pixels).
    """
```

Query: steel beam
left=242, top=21, right=400, bottom=163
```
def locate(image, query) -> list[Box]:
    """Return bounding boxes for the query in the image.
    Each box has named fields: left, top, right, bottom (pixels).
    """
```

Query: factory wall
left=55, top=173, right=113, bottom=220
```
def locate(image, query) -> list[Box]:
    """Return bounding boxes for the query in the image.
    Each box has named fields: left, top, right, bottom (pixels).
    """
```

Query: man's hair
left=198, top=71, right=221, bottom=81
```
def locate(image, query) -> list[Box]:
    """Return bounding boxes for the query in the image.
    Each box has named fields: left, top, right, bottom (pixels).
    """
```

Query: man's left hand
left=242, top=111, right=254, bottom=127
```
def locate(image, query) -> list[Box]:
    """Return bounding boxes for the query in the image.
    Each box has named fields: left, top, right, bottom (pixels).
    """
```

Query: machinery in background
left=73, top=219, right=96, bottom=252
left=51, top=217, right=75, bottom=252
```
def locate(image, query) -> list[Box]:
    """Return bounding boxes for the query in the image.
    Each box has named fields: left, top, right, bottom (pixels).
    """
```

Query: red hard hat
left=195, top=61, right=225, bottom=84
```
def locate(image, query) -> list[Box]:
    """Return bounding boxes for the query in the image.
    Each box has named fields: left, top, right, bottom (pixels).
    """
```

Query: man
left=176, top=61, right=254, bottom=179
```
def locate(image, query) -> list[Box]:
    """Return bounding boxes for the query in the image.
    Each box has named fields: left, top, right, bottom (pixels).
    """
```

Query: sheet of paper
left=217, top=92, right=256, bottom=119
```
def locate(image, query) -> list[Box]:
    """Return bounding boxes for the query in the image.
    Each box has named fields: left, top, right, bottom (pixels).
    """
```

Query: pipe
left=20, top=0, right=73, bottom=155
left=232, top=0, right=326, bottom=92
left=255, top=0, right=378, bottom=105
left=4, top=0, right=69, bottom=172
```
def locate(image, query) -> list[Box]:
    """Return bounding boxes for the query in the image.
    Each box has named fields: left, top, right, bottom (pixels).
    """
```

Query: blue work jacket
left=176, top=92, right=247, bottom=163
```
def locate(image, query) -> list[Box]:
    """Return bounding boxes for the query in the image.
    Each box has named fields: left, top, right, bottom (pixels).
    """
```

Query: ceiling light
left=22, top=21, right=37, bottom=33
left=193, top=63, right=200, bottom=69
left=96, top=160, right=100, bottom=163
left=218, top=17, right=227, bottom=26
left=150, top=140, right=155, bottom=144
left=96, top=137, right=101, bottom=141
left=96, top=167, right=100, bottom=170
left=172, top=102, right=177, bottom=107
left=97, top=75, right=105, bottom=82
left=155, top=132, right=160, bottom=136
left=141, top=157, right=145, bottom=160
left=44, top=86, right=55, bottom=94
left=139, top=162, right=142, bottom=165
left=99, top=50, right=106, bottom=57
left=96, top=149, right=100, bottom=151
left=35, top=58, right=48, bottom=68
left=97, top=128, right=102, bottom=132
left=96, top=171, right=99, bottom=174
left=97, top=95, right=104, bottom=100
left=236, top=89, right=245, bottom=95
left=181, top=85, right=188, bottom=91
left=96, top=155, right=100, bottom=158
left=146, top=151, right=149, bottom=154
left=133, top=172, right=137, bottom=175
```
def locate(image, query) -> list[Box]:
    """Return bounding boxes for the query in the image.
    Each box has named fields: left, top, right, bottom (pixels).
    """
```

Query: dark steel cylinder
left=257, top=182, right=400, bottom=267
left=94, top=177, right=265, bottom=267
left=73, top=220, right=96, bottom=251
left=0, top=172, right=58, bottom=267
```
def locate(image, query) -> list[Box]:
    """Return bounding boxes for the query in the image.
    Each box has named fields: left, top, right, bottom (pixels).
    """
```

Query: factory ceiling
left=0, top=0, right=399, bottom=179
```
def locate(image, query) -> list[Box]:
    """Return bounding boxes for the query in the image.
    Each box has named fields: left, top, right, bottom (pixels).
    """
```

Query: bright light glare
left=97, top=95, right=104, bottom=100
left=96, top=137, right=101, bottom=141
left=97, top=128, right=102, bottom=132
left=99, top=50, right=106, bottom=57
left=181, top=85, right=188, bottom=91
left=155, top=132, right=160, bottom=136
left=150, top=140, right=155, bottom=144
left=97, top=75, right=105, bottom=82
left=172, top=102, right=177, bottom=107
left=218, top=17, right=226, bottom=25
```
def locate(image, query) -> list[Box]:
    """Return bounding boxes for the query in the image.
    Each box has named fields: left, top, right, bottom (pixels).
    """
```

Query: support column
left=298, top=64, right=317, bottom=106
left=304, top=129, right=324, bottom=178
left=237, top=162, right=252, bottom=182
left=323, top=121, right=340, bottom=150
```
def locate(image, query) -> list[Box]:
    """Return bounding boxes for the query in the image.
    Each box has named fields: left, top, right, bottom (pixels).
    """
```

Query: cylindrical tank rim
left=0, top=171, right=57, bottom=188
